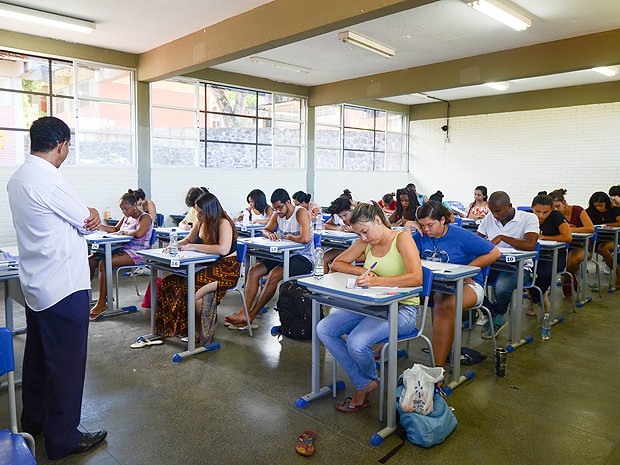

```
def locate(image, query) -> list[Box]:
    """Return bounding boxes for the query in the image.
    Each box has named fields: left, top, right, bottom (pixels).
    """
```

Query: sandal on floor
left=130, top=336, right=163, bottom=349
left=335, top=396, right=371, bottom=413
left=296, top=429, right=317, bottom=457
left=228, top=323, right=259, bottom=331
left=89, top=308, right=106, bottom=321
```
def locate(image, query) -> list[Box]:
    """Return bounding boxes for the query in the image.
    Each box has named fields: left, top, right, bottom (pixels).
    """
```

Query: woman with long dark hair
left=155, top=192, right=240, bottom=344
left=388, top=187, right=420, bottom=227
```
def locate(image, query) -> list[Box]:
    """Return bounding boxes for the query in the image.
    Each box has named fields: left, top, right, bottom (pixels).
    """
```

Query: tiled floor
left=1, top=273, right=619, bottom=465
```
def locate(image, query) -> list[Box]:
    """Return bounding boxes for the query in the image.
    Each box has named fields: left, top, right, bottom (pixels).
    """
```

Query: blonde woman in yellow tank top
left=317, top=201, right=423, bottom=413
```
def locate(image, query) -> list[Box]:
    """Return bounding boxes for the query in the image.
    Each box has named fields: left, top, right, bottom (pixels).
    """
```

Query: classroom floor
left=1, top=271, right=619, bottom=465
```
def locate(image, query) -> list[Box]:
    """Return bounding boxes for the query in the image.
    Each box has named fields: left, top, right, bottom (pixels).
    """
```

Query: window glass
left=77, top=65, right=131, bottom=101
left=152, top=80, right=195, bottom=109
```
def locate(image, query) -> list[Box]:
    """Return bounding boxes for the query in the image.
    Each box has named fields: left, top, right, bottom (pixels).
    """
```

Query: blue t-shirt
left=414, top=225, right=495, bottom=286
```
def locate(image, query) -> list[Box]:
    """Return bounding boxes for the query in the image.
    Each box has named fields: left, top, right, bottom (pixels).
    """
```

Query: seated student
left=323, top=196, right=355, bottom=272
left=549, top=188, right=594, bottom=296
left=155, top=192, right=240, bottom=343
left=224, top=188, right=314, bottom=328
left=585, top=191, right=620, bottom=289
left=609, top=185, right=620, bottom=208
left=292, top=191, right=320, bottom=220
left=179, top=187, right=208, bottom=230
left=464, top=185, right=490, bottom=219
left=340, top=189, right=359, bottom=207
left=476, top=191, right=539, bottom=339
left=526, top=193, right=573, bottom=316
left=317, top=202, right=422, bottom=412
left=378, top=192, right=396, bottom=215
left=388, top=187, right=420, bottom=227
left=414, top=201, right=499, bottom=367
left=406, top=183, right=428, bottom=205
left=130, top=188, right=157, bottom=224
left=428, top=190, right=456, bottom=222
left=88, top=192, right=153, bottom=320
left=236, top=189, right=273, bottom=225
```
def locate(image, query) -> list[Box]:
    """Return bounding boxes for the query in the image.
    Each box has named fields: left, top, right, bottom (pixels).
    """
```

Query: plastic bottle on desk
left=542, top=314, right=551, bottom=340
left=242, top=209, right=250, bottom=226
left=169, top=229, right=178, bottom=256
left=104, top=207, right=110, bottom=221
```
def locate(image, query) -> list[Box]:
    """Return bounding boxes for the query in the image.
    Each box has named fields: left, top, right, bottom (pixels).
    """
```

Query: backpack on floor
left=275, top=280, right=322, bottom=340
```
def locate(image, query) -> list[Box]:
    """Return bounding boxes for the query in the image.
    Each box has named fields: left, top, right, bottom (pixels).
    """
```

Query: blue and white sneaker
left=481, top=314, right=507, bottom=339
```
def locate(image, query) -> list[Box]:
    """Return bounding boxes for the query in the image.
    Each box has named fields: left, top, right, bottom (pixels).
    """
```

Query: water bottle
left=169, top=228, right=178, bottom=256
left=313, top=247, right=324, bottom=280
left=104, top=207, right=110, bottom=221
left=242, top=209, right=250, bottom=226
left=542, top=313, right=551, bottom=340
left=314, top=215, right=323, bottom=239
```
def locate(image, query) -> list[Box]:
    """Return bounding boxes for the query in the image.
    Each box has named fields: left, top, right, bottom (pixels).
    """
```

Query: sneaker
left=603, top=264, right=611, bottom=275
left=525, top=301, right=539, bottom=317
left=475, top=312, right=488, bottom=326
left=481, top=314, right=507, bottom=339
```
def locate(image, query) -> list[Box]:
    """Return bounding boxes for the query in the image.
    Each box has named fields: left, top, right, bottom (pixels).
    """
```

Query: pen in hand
left=362, top=261, right=378, bottom=276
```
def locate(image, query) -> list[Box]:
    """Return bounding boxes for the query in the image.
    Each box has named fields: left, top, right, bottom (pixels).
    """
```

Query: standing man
left=224, top=188, right=314, bottom=328
left=476, top=191, right=539, bottom=339
left=7, top=117, right=107, bottom=460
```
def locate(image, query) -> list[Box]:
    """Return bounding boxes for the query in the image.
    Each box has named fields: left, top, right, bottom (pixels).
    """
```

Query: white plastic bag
left=399, top=364, right=444, bottom=415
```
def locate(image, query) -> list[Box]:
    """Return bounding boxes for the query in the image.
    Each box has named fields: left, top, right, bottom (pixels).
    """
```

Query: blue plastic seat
left=156, top=213, right=165, bottom=227
left=0, top=327, right=36, bottom=465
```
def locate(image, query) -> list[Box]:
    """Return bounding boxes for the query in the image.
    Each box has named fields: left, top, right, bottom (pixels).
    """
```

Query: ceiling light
left=592, top=66, right=618, bottom=77
left=338, top=31, right=395, bottom=58
left=249, top=56, right=310, bottom=74
left=467, top=0, right=531, bottom=31
left=484, top=82, right=509, bottom=91
left=0, top=2, right=95, bottom=33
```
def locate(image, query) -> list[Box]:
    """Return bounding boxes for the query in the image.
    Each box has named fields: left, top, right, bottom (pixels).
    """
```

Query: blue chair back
left=453, top=217, right=463, bottom=228
left=313, top=232, right=322, bottom=248
left=236, top=241, right=247, bottom=264
left=517, top=206, right=531, bottom=212
left=156, top=213, right=165, bottom=227
left=421, top=266, right=433, bottom=298
left=590, top=227, right=599, bottom=243
left=149, top=228, right=158, bottom=247
left=0, top=327, right=14, bottom=376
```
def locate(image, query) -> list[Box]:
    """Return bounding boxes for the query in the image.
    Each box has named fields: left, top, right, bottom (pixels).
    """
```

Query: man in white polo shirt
left=7, top=117, right=107, bottom=460
left=477, top=191, right=539, bottom=339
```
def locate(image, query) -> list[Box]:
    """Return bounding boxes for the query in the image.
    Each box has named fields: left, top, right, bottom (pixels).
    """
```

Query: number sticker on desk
left=505, top=255, right=516, bottom=263
left=91, top=243, right=99, bottom=250
left=270, top=246, right=279, bottom=253
left=170, top=259, right=180, bottom=268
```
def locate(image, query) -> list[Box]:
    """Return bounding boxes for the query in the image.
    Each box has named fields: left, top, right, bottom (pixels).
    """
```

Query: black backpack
left=275, top=280, right=322, bottom=340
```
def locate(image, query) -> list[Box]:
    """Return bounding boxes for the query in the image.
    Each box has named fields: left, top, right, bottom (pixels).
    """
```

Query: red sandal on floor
left=296, top=430, right=317, bottom=457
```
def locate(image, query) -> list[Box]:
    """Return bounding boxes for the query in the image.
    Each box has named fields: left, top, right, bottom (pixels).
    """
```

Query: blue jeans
left=489, top=269, right=532, bottom=316
left=316, top=305, right=418, bottom=391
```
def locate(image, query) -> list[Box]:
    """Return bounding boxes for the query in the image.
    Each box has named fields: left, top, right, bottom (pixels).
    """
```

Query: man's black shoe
left=70, top=431, right=107, bottom=455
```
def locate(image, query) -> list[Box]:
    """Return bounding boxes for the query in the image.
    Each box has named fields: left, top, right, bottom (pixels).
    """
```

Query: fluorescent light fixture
left=592, top=66, right=618, bottom=77
left=484, top=82, right=509, bottom=91
left=0, top=2, right=95, bottom=33
left=467, top=0, right=531, bottom=31
left=249, top=56, right=310, bottom=74
left=338, top=31, right=395, bottom=58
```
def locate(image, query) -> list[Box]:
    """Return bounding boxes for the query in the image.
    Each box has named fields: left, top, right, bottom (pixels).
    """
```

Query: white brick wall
left=1, top=165, right=137, bottom=246
left=409, top=102, right=620, bottom=209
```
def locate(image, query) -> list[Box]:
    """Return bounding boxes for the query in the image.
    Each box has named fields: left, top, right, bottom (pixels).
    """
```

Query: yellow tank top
left=365, top=232, right=420, bottom=306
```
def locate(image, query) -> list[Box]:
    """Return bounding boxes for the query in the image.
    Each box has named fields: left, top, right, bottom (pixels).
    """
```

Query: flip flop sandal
left=89, top=309, right=106, bottom=321
left=180, top=336, right=200, bottom=343
left=130, top=336, right=163, bottom=349
left=296, top=429, right=317, bottom=457
left=335, top=397, right=371, bottom=413
left=233, top=323, right=259, bottom=331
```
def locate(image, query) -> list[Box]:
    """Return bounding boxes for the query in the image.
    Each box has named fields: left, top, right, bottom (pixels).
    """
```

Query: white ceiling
left=1, top=0, right=620, bottom=104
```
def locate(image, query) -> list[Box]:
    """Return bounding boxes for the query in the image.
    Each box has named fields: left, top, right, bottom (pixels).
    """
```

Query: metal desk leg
left=296, top=300, right=337, bottom=407
left=609, top=231, right=618, bottom=293
left=370, top=301, right=399, bottom=445
left=444, top=278, right=474, bottom=395
left=506, top=262, right=534, bottom=352
left=4, top=281, right=13, bottom=331
left=549, top=248, right=563, bottom=327
left=150, top=268, right=158, bottom=335
left=577, top=239, right=592, bottom=307
left=283, top=250, right=290, bottom=281
left=96, top=242, right=138, bottom=319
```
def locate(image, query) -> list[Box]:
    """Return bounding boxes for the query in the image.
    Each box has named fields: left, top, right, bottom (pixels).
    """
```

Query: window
left=315, top=104, right=408, bottom=171
left=151, top=80, right=306, bottom=168
left=0, top=50, right=135, bottom=165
